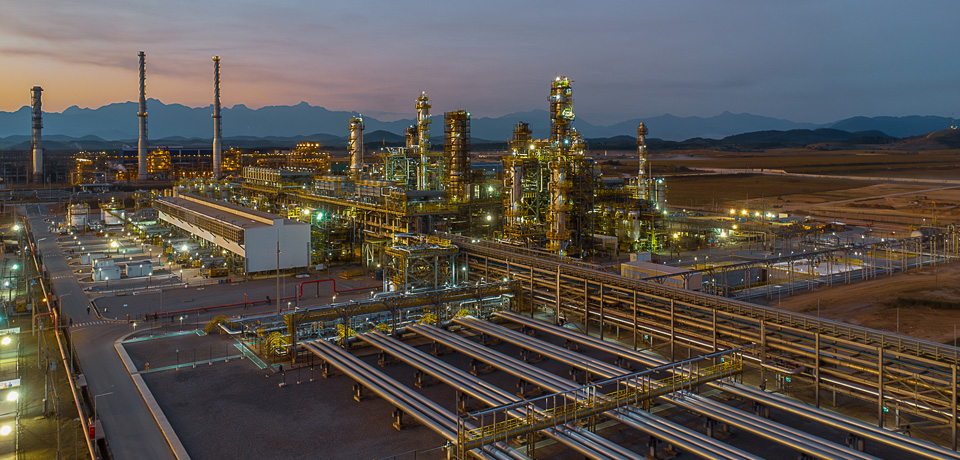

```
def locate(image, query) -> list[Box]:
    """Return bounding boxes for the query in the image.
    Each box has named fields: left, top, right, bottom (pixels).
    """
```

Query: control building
left=155, top=194, right=310, bottom=273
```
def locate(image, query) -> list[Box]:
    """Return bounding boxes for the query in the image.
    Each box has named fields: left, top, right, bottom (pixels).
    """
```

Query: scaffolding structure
left=382, top=236, right=460, bottom=293
left=287, top=142, right=330, bottom=175
left=444, top=110, right=471, bottom=204
left=415, top=93, right=445, bottom=191
left=501, top=78, right=596, bottom=257
left=147, top=149, right=171, bottom=177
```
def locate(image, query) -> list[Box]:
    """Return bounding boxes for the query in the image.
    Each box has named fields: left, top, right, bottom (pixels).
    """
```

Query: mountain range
left=0, top=100, right=954, bottom=145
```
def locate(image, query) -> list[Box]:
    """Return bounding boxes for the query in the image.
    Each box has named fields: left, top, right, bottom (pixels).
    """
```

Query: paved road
left=27, top=206, right=176, bottom=460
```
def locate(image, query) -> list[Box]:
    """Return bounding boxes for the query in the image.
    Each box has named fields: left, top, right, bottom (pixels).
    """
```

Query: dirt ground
left=776, top=261, right=960, bottom=344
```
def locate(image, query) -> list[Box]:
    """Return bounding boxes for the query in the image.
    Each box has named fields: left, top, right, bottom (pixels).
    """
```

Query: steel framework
left=450, top=236, right=960, bottom=448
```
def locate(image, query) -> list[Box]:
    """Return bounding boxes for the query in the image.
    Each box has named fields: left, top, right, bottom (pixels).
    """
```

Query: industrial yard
left=3, top=54, right=960, bottom=460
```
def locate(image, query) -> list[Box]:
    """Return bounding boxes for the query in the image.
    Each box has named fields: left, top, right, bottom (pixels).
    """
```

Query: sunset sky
left=2, top=0, right=957, bottom=124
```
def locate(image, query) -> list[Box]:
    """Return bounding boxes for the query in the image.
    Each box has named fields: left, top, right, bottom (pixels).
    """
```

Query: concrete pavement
left=27, top=206, right=176, bottom=460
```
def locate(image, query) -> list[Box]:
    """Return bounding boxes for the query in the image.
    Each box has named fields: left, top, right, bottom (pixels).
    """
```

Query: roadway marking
left=70, top=320, right=111, bottom=328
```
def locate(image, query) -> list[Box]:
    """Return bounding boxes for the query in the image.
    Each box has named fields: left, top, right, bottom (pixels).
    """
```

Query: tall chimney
left=212, top=56, right=222, bottom=178
left=30, top=86, right=43, bottom=182
left=137, top=51, right=148, bottom=180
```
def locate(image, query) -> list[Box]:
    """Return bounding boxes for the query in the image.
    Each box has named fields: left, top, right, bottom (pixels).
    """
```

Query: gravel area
left=121, top=319, right=936, bottom=459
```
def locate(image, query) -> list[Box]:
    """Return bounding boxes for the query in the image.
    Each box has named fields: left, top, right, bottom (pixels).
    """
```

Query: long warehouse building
left=155, top=193, right=310, bottom=273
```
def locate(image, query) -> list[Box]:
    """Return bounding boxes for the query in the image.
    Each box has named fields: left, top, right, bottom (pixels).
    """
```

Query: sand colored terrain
left=775, top=261, right=960, bottom=345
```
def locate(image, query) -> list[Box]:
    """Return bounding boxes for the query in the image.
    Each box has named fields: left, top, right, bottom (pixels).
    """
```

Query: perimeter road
left=27, top=206, right=177, bottom=460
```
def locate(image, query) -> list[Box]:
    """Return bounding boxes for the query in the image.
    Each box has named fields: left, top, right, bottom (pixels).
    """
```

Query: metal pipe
left=671, top=395, right=877, bottom=460
left=305, top=341, right=453, bottom=435
left=463, top=317, right=875, bottom=460
left=361, top=332, right=639, bottom=460
left=409, top=324, right=759, bottom=460
left=304, top=340, right=526, bottom=460
left=615, top=407, right=760, bottom=460
left=498, top=310, right=960, bottom=460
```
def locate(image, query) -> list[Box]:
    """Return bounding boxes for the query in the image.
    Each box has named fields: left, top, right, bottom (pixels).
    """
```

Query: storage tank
left=101, top=202, right=123, bottom=225
left=69, top=203, right=90, bottom=228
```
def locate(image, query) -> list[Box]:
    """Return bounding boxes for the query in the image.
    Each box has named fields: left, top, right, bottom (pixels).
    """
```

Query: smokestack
left=137, top=51, right=148, bottom=180
left=212, top=56, right=222, bottom=178
left=30, top=86, right=43, bottom=182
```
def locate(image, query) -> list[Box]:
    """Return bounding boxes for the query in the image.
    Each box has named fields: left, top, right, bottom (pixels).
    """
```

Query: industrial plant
left=6, top=51, right=960, bottom=460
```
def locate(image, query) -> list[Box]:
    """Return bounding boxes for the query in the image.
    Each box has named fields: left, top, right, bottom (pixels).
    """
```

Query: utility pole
left=276, top=229, right=281, bottom=318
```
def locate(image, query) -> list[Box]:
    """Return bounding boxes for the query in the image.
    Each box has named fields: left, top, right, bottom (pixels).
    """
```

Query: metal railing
left=455, top=348, right=744, bottom=458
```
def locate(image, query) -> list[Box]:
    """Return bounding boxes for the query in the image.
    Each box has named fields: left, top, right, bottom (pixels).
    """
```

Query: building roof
left=156, top=194, right=301, bottom=229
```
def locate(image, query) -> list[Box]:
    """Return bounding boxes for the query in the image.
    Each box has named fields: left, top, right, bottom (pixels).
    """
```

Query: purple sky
left=2, top=0, right=958, bottom=124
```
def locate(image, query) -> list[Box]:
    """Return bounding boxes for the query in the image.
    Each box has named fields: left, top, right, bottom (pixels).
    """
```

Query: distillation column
left=547, top=158, right=571, bottom=254
left=30, top=86, right=43, bottom=182
left=405, top=126, right=418, bottom=148
left=137, top=51, right=148, bottom=180
left=503, top=122, right=532, bottom=239
left=415, top=92, right=431, bottom=190
left=212, top=56, right=222, bottom=178
left=443, top=110, right=470, bottom=203
left=549, top=76, right=575, bottom=148
left=348, top=116, right=364, bottom=178
left=636, top=122, right=649, bottom=201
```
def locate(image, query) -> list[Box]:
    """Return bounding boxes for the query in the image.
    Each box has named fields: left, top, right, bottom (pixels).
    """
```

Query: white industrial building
left=155, top=194, right=310, bottom=273
left=125, top=261, right=153, bottom=278
left=92, top=265, right=121, bottom=282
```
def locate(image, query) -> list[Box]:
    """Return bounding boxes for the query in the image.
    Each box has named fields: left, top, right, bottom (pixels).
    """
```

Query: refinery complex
left=4, top=51, right=960, bottom=460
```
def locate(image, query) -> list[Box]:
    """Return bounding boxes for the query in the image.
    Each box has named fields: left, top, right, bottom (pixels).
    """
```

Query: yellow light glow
left=5, top=391, right=17, bottom=402
left=0, top=337, right=10, bottom=346
left=0, top=425, right=10, bottom=436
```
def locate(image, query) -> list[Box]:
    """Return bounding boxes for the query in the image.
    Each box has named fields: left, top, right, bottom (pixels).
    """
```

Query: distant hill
left=0, top=99, right=956, bottom=144
left=718, top=128, right=892, bottom=149
left=9, top=125, right=959, bottom=153
left=890, top=129, right=960, bottom=150
left=828, top=116, right=953, bottom=138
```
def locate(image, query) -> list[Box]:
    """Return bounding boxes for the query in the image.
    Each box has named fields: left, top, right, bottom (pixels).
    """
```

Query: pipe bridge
left=449, top=236, right=960, bottom=446
left=456, top=348, right=745, bottom=457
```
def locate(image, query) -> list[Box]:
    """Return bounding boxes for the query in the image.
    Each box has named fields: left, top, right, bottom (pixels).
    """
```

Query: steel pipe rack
left=453, top=237, right=960, bottom=443
left=496, top=310, right=960, bottom=460
left=456, top=317, right=875, bottom=460
left=408, top=324, right=761, bottom=460
left=360, top=331, right=641, bottom=460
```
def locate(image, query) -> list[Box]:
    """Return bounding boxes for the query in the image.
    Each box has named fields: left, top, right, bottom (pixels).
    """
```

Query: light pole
left=276, top=231, right=281, bottom=318
left=94, top=391, right=113, bottom=422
